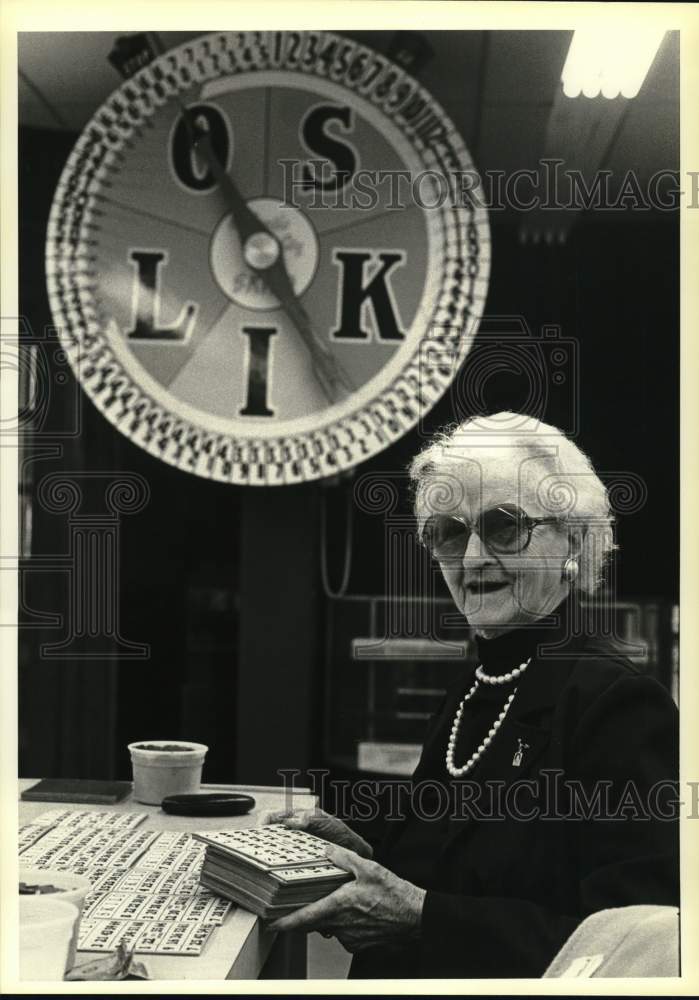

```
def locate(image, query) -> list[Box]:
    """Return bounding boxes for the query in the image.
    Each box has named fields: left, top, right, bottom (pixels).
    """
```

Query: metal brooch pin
left=512, top=738, right=530, bottom=767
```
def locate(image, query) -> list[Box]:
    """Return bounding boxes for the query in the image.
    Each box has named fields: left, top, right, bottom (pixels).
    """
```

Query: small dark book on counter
left=21, top=778, right=132, bottom=804
left=193, top=825, right=352, bottom=919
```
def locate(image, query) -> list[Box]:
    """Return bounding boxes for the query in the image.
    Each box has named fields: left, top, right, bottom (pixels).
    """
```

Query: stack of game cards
left=193, top=825, right=352, bottom=919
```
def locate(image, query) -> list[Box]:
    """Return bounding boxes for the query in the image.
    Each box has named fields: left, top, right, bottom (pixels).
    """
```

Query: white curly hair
left=408, top=412, right=618, bottom=594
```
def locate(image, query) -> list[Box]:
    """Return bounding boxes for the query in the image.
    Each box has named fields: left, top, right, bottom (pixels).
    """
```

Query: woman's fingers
left=284, top=812, right=312, bottom=829
left=268, top=888, right=345, bottom=934
left=257, top=807, right=316, bottom=828
left=256, top=808, right=293, bottom=827
left=325, top=843, right=376, bottom=878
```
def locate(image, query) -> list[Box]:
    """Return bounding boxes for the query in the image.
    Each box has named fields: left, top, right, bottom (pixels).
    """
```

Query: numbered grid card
left=110, top=867, right=199, bottom=896
left=78, top=918, right=216, bottom=956
left=135, top=834, right=205, bottom=874
left=273, top=863, right=350, bottom=883
left=36, top=810, right=146, bottom=836
left=85, top=886, right=231, bottom=925
left=193, top=825, right=330, bottom=869
left=20, top=810, right=148, bottom=863
left=23, top=809, right=70, bottom=828
left=86, top=867, right=133, bottom=892
left=135, top=847, right=205, bottom=874
left=138, top=831, right=193, bottom=853
left=19, top=822, right=54, bottom=854
left=20, top=829, right=159, bottom=872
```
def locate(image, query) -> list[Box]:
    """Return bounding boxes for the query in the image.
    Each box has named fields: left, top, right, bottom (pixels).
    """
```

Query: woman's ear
left=568, top=525, right=585, bottom=557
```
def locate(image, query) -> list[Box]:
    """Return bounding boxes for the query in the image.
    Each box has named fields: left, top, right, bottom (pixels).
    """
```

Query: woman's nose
left=462, top=527, right=491, bottom=564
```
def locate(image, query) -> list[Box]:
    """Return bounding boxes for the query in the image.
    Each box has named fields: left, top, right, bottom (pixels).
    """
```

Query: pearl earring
left=562, top=557, right=579, bottom=583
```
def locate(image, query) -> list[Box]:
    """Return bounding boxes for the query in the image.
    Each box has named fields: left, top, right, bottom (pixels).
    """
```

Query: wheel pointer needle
left=148, top=35, right=354, bottom=405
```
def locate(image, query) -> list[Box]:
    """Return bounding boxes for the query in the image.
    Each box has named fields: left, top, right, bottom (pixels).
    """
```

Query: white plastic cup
left=19, top=896, right=78, bottom=981
left=20, top=867, right=91, bottom=971
left=128, top=740, right=208, bottom=805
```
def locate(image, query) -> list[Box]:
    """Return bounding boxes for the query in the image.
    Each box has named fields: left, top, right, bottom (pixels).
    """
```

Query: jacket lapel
left=439, top=651, right=576, bottom=852
left=379, top=603, right=587, bottom=858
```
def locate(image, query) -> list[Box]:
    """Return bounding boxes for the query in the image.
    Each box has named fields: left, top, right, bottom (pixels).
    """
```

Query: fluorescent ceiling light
left=561, top=28, right=666, bottom=99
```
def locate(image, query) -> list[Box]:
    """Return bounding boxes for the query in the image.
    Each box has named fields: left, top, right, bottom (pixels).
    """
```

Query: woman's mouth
left=466, top=580, right=509, bottom=595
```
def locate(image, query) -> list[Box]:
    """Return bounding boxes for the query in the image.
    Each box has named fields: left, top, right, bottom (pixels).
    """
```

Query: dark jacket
left=350, top=604, right=679, bottom=978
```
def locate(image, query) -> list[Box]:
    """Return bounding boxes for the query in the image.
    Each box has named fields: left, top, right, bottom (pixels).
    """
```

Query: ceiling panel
left=483, top=30, right=572, bottom=105
left=477, top=104, right=551, bottom=173
left=412, top=30, right=484, bottom=149
left=17, top=71, right=60, bottom=130
left=18, top=32, right=125, bottom=131
left=17, top=31, right=212, bottom=132
left=605, top=99, right=679, bottom=182
left=638, top=30, right=679, bottom=103
left=16, top=28, right=679, bottom=218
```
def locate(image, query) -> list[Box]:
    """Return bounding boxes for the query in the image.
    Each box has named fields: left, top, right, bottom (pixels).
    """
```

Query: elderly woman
left=266, top=413, right=679, bottom=978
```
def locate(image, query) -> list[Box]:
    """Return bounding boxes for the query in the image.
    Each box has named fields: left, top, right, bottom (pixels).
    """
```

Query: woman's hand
left=267, top=844, right=426, bottom=953
left=257, top=806, right=373, bottom=859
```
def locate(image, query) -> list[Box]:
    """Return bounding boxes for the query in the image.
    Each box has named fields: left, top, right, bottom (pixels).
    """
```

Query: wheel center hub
left=243, top=231, right=281, bottom=270
left=211, top=197, right=319, bottom=311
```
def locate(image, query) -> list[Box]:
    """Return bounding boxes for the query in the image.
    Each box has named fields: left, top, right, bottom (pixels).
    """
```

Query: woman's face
left=431, top=448, right=572, bottom=638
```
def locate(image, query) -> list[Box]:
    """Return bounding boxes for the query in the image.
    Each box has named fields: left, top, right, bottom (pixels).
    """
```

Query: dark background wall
left=17, top=31, right=679, bottom=785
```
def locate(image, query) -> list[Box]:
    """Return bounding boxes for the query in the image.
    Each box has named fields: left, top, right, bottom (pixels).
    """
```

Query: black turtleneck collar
left=474, top=596, right=576, bottom=671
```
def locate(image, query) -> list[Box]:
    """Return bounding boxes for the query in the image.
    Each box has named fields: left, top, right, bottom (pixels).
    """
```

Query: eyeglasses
left=421, top=504, right=559, bottom=559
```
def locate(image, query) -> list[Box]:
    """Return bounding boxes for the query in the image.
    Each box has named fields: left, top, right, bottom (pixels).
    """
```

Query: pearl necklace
left=446, top=659, right=531, bottom=777
left=475, top=658, right=529, bottom=685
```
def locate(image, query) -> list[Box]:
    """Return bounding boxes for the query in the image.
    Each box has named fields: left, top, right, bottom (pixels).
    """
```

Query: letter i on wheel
left=47, top=30, right=490, bottom=486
